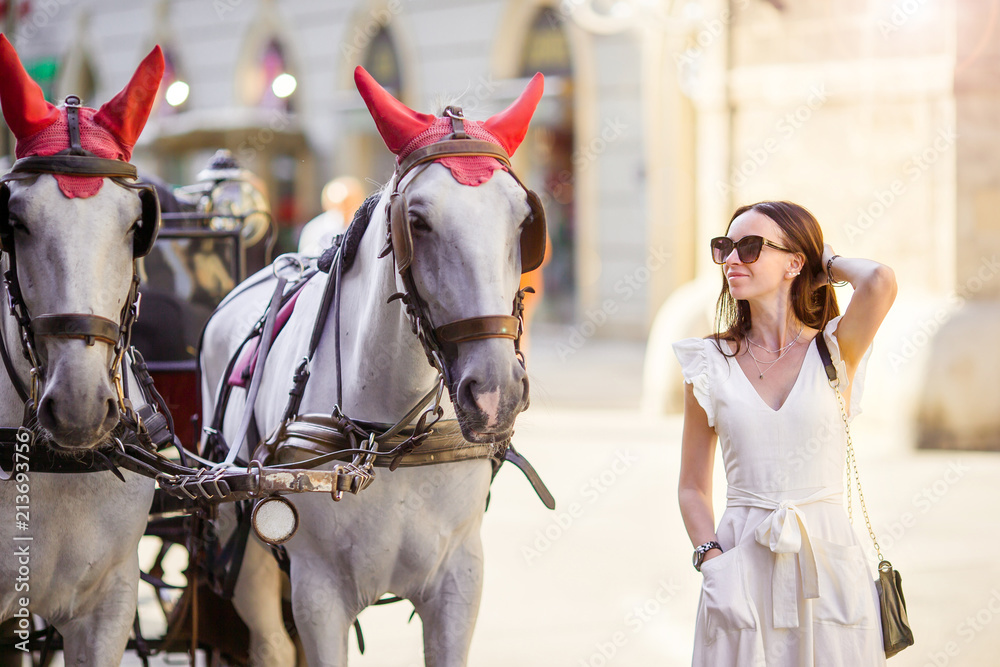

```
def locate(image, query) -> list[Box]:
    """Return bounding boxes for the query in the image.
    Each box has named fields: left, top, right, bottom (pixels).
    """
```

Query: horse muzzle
left=449, top=340, right=529, bottom=443
left=35, top=346, right=120, bottom=449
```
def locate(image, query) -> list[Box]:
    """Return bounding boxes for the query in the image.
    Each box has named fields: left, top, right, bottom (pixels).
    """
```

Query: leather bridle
left=379, top=106, right=546, bottom=388
left=0, top=95, right=160, bottom=415
left=241, top=110, right=548, bottom=468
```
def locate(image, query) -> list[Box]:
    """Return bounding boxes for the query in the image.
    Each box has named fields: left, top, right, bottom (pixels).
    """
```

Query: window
left=256, top=39, right=297, bottom=112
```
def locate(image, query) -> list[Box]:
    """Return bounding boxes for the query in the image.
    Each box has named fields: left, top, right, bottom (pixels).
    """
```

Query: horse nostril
left=103, top=397, right=119, bottom=430
left=37, top=395, right=58, bottom=431
left=521, top=375, right=531, bottom=410
left=457, top=377, right=477, bottom=414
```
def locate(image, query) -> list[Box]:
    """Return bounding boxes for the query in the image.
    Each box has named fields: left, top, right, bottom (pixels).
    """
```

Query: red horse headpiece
left=354, top=66, right=544, bottom=186
left=0, top=35, right=164, bottom=198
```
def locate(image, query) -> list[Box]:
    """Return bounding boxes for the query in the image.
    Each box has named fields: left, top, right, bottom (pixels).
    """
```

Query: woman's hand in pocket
left=701, top=547, right=724, bottom=568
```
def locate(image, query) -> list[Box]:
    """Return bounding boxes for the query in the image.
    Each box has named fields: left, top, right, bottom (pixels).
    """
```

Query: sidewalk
left=339, top=331, right=1000, bottom=666
left=124, top=330, right=999, bottom=666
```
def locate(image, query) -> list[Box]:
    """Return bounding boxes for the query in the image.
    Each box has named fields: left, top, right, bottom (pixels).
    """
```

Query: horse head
left=0, top=36, right=163, bottom=449
left=356, top=67, right=545, bottom=444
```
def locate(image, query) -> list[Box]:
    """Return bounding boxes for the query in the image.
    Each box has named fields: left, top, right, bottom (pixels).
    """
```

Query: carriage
left=0, top=37, right=553, bottom=667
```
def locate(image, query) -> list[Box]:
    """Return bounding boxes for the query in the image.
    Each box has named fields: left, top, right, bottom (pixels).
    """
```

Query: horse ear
left=354, top=66, right=436, bottom=156
left=483, top=73, right=544, bottom=157
left=0, top=34, right=61, bottom=140
left=93, top=45, right=165, bottom=150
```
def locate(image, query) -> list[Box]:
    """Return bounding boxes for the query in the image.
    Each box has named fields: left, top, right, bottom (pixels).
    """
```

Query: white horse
left=199, top=68, right=546, bottom=666
left=0, top=38, right=163, bottom=664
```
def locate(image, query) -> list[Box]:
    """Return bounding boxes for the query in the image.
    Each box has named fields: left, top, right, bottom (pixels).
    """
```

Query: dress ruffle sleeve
left=822, top=315, right=873, bottom=420
left=672, top=338, right=715, bottom=427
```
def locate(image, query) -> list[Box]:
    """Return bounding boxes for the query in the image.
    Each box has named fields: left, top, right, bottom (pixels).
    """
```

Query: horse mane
left=317, top=190, right=383, bottom=273
left=433, top=96, right=463, bottom=115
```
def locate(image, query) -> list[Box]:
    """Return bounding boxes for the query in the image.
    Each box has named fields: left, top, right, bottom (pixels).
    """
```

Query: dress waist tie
left=726, top=486, right=842, bottom=629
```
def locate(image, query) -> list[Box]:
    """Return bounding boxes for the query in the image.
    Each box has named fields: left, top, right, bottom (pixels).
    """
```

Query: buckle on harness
left=29, top=368, right=39, bottom=405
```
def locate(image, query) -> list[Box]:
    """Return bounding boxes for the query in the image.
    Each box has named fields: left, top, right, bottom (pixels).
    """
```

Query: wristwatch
left=693, top=541, right=722, bottom=572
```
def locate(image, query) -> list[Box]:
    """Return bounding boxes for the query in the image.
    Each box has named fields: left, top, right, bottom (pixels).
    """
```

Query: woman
left=673, top=201, right=896, bottom=665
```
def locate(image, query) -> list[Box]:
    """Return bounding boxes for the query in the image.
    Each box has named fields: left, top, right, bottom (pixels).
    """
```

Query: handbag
left=816, top=333, right=915, bottom=658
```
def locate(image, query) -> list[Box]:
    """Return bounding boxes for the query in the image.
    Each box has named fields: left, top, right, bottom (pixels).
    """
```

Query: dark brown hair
left=713, top=201, right=839, bottom=356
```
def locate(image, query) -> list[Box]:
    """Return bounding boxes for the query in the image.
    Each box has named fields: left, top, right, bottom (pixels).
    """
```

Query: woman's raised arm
left=821, top=244, right=897, bottom=376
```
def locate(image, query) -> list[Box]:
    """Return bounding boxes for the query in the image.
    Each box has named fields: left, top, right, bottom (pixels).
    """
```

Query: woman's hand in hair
left=822, top=245, right=898, bottom=376
left=808, top=243, right=837, bottom=293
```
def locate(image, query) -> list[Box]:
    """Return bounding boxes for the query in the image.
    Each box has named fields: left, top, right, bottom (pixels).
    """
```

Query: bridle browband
left=0, top=95, right=159, bottom=418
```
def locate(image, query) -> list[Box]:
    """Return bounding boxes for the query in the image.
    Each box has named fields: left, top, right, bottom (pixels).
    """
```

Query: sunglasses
left=710, top=235, right=793, bottom=264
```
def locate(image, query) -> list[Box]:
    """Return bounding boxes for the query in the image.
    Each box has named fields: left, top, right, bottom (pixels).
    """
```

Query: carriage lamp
left=251, top=495, right=300, bottom=545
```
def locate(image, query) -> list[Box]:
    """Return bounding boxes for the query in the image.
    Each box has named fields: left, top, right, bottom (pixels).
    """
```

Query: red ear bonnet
left=483, top=72, right=544, bottom=156
left=354, top=67, right=544, bottom=186
left=354, top=66, right=437, bottom=155
left=93, top=45, right=165, bottom=150
left=0, top=40, right=164, bottom=198
left=0, top=34, right=60, bottom=140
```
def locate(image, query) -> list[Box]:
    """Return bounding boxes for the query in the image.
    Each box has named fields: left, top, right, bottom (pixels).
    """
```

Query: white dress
left=673, top=316, right=886, bottom=667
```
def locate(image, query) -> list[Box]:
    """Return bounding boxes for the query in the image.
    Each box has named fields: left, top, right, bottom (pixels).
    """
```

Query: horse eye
left=410, top=213, right=432, bottom=233
left=8, top=216, right=28, bottom=234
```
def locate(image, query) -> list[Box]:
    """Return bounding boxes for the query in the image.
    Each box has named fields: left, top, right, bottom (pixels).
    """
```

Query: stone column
left=916, top=0, right=1000, bottom=450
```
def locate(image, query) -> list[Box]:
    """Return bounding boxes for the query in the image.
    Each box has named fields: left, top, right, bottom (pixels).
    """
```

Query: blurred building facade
left=2, top=0, right=666, bottom=336
left=3, top=0, right=998, bottom=448
left=643, top=0, right=1000, bottom=451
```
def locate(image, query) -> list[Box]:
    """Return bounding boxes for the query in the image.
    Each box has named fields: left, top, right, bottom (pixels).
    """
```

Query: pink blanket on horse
left=228, top=288, right=303, bottom=388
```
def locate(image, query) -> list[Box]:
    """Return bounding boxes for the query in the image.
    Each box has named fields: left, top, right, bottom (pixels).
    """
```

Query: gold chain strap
left=833, top=384, right=883, bottom=562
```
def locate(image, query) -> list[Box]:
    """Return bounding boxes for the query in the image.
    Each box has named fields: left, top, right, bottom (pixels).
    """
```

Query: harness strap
left=130, top=348, right=177, bottom=448
left=333, top=244, right=345, bottom=405
left=396, top=139, right=510, bottom=181
left=64, top=96, right=84, bottom=155
left=445, top=106, right=469, bottom=139
left=221, top=274, right=288, bottom=467
left=260, top=414, right=554, bottom=508
left=220, top=501, right=253, bottom=599
left=279, top=246, right=342, bottom=422
left=2, top=155, right=138, bottom=180
left=309, top=247, right=341, bottom=360
left=503, top=444, right=555, bottom=510
left=436, top=315, right=518, bottom=343
left=0, top=432, right=121, bottom=474
left=32, top=313, right=119, bottom=346
left=0, top=321, right=29, bottom=404
left=266, top=416, right=491, bottom=468
left=263, top=382, right=438, bottom=467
